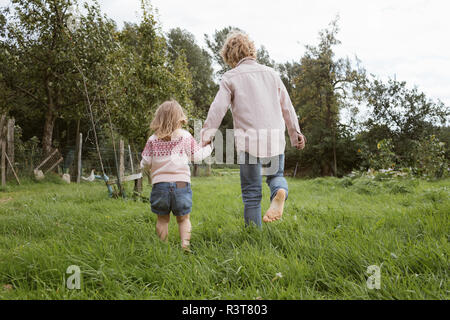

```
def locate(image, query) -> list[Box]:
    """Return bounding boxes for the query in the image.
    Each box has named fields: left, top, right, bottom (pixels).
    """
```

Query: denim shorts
left=150, top=182, right=192, bottom=216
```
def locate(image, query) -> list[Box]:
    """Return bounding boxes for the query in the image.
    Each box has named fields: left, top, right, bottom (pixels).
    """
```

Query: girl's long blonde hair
left=150, top=100, right=187, bottom=141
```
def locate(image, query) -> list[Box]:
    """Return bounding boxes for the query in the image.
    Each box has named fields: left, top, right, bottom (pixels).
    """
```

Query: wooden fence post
left=119, top=139, right=124, bottom=178
left=0, top=114, right=5, bottom=137
left=128, top=144, right=134, bottom=173
left=193, top=164, right=199, bottom=177
left=293, top=162, right=298, bottom=178
left=1, top=117, right=6, bottom=187
left=6, top=118, right=14, bottom=178
left=77, top=133, right=82, bottom=183
left=134, top=177, right=142, bottom=194
left=1, top=138, right=5, bottom=187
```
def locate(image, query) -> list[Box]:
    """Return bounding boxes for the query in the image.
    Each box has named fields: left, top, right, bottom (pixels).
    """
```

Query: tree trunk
left=321, top=159, right=332, bottom=176
left=332, top=130, right=337, bottom=176
left=76, top=132, right=82, bottom=184
left=42, top=109, right=56, bottom=156
left=73, top=118, right=80, bottom=177
left=6, top=118, right=14, bottom=178
left=42, top=80, right=56, bottom=156
left=1, top=138, right=5, bottom=187
left=119, top=139, right=125, bottom=178
left=193, top=164, right=199, bottom=177
left=0, top=114, right=6, bottom=138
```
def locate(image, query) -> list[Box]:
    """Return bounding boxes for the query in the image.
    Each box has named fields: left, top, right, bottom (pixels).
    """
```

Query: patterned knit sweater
left=140, top=129, right=213, bottom=184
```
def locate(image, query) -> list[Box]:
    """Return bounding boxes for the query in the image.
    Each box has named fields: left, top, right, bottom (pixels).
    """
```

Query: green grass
left=0, top=173, right=448, bottom=299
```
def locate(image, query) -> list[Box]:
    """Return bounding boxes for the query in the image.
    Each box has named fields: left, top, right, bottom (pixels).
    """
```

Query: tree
left=0, top=0, right=116, bottom=155
left=277, top=61, right=302, bottom=97
left=108, top=1, right=194, bottom=148
left=204, top=26, right=236, bottom=77
left=257, top=45, right=275, bottom=68
left=361, top=77, right=449, bottom=165
left=290, top=18, right=365, bottom=176
left=167, top=28, right=216, bottom=119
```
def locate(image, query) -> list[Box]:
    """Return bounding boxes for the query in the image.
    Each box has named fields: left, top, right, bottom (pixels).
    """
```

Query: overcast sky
left=89, top=0, right=450, bottom=107
left=1, top=0, right=449, bottom=107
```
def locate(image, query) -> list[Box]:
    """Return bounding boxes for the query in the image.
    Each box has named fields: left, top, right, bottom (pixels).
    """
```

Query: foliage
left=109, top=2, right=194, bottom=148
left=355, top=135, right=449, bottom=180
left=0, top=2, right=448, bottom=178
left=0, top=0, right=117, bottom=155
left=288, top=18, right=366, bottom=176
left=12, top=125, right=41, bottom=174
left=0, top=0, right=195, bottom=156
left=167, top=28, right=217, bottom=119
left=360, top=139, right=396, bottom=170
left=412, top=135, right=448, bottom=179
left=277, top=61, right=302, bottom=97
left=362, top=77, right=449, bottom=166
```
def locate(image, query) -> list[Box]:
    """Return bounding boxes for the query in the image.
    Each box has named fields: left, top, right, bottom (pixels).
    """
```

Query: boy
left=201, top=31, right=306, bottom=227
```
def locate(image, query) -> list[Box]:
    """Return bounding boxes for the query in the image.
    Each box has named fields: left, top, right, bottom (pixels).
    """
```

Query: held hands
left=295, top=133, right=306, bottom=150
left=202, top=139, right=212, bottom=147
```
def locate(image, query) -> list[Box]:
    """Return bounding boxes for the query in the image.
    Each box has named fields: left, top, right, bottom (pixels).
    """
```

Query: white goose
left=81, top=169, right=96, bottom=182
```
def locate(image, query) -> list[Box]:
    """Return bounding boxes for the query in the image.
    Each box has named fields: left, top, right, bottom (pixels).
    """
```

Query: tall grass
left=0, top=173, right=448, bottom=299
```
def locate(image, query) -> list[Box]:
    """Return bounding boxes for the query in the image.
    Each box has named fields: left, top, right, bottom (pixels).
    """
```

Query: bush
left=369, top=139, right=396, bottom=170
left=412, top=135, right=448, bottom=179
left=13, top=125, right=42, bottom=176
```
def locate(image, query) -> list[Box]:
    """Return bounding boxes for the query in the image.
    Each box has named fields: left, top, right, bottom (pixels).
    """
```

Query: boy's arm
left=187, top=135, right=213, bottom=163
left=201, top=78, right=232, bottom=146
left=279, top=77, right=305, bottom=149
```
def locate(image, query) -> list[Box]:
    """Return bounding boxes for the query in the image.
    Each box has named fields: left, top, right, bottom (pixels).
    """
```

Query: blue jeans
left=150, top=182, right=192, bottom=216
left=239, top=152, right=288, bottom=227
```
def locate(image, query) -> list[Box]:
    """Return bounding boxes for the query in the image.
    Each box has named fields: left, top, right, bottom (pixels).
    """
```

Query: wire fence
left=9, top=140, right=217, bottom=184
left=12, top=145, right=140, bottom=180
left=1, top=120, right=235, bottom=187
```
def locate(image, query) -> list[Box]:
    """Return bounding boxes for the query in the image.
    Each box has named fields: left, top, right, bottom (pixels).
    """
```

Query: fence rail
left=1, top=117, right=214, bottom=189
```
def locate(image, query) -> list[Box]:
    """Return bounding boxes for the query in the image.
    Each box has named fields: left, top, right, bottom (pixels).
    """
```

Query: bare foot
left=183, top=246, right=192, bottom=254
left=181, top=239, right=190, bottom=252
left=263, top=189, right=286, bottom=223
left=182, top=242, right=192, bottom=254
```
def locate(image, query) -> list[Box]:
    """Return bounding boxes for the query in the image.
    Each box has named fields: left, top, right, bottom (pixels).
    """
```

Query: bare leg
left=263, top=189, right=286, bottom=223
left=176, top=214, right=191, bottom=250
left=156, top=214, right=170, bottom=241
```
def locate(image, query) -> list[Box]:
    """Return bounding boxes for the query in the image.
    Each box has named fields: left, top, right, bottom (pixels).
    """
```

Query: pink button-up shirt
left=201, top=57, right=301, bottom=158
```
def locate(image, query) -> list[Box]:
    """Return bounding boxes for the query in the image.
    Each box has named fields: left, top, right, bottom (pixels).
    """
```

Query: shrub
left=13, top=125, right=42, bottom=175
left=358, top=138, right=397, bottom=171
left=412, top=135, right=448, bottom=179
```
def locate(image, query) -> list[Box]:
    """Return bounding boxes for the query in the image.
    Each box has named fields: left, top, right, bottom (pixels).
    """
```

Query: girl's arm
left=140, top=139, right=153, bottom=170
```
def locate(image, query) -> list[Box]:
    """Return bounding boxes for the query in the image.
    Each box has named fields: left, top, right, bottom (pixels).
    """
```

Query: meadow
left=0, top=172, right=448, bottom=299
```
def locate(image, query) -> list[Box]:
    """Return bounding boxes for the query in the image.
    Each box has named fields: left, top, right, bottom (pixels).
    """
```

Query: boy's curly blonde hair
left=150, top=100, right=187, bottom=141
left=220, top=30, right=257, bottom=68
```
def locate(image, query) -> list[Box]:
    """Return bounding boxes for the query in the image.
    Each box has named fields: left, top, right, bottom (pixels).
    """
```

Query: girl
left=141, top=100, right=213, bottom=250
left=201, top=31, right=306, bottom=228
